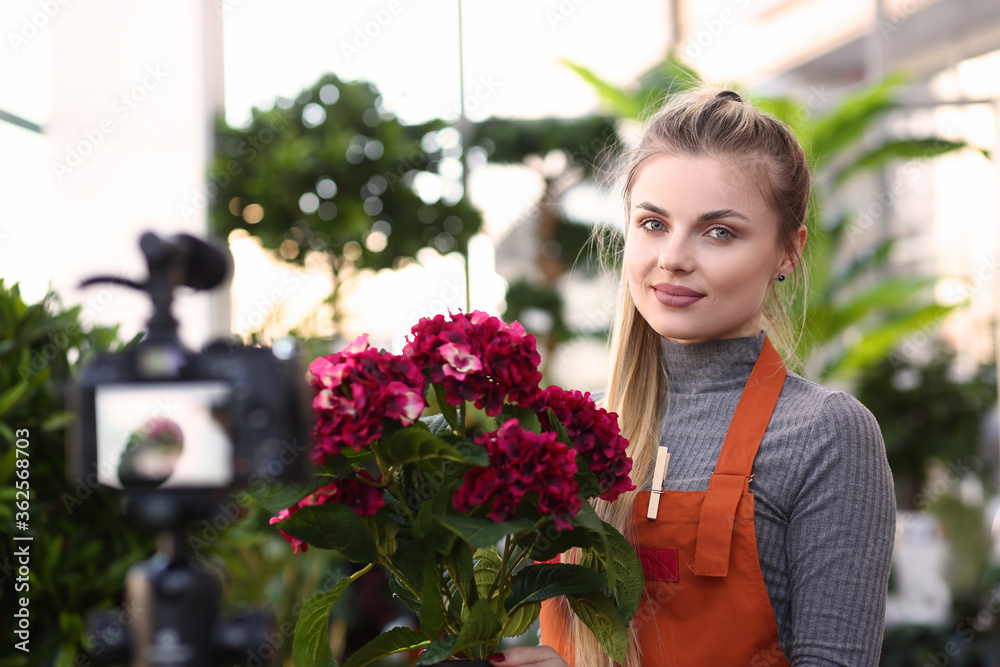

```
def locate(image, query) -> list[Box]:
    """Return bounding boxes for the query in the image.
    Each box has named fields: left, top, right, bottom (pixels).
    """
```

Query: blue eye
left=708, top=227, right=733, bottom=240
left=641, top=218, right=665, bottom=232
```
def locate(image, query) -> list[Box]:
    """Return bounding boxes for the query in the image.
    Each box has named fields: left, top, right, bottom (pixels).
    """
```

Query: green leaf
left=420, top=413, right=453, bottom=435
left=361, top=510, right=399, bottom=557
left=432, top=383, right=459, bottom=432
left=0, top=380, right=32, bottom=417
left=343, top=626, right=429, bottom=667
left=40, top=410, right=72, bottom=433
left=809, top=73, right=907, bottom=167
left=251, top=476, right=328, bottom=513
left=292, top=579, right=353, bottom=667
left=560, top=58, right=642, bottom=119
left=545, top=408, right=569, bottom=444
left=574, top=455, right=602, bottom=499
left=579, top=524, right=644, bottom=624
left=498, top=405, right=542, bottom=434
left=417, top=599, right=502, bottom=664
left=438, top=515, right=535, bottom=549
left=830, top=236, right=896, bottom=293
left=377, top=428, right=483, bottom=467
left=415, top=635, right=457, bottom=664
left=566, top=591, right=629, bottom=664
left=571, top=503, right=613, bottom=588
left=828, top=303, right=957, bottom=377
left=389, top=575, right=421, bottom=615
left=420, top=558, right=447, bottom=639
left=833, top=138, right=973, bottom=186
left=473, top=547, right=504, bottom=599
left=826, top=276, right=936, bottom=334
left=528, top=525, right=594, bottom=562
left=279, top=504, right=379, bottom=562
left=504, top=563, right=607, bottom=611
left=501, top=600, right=541, bottom=639
left=414, top=480, right=461, bottom=538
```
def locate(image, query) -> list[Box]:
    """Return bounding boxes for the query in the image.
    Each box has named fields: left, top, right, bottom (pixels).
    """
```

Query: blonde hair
left=561, top=85, right=812, bottom=667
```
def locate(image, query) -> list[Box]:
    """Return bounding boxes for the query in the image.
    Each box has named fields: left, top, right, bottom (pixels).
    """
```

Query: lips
left=652, top=283, right=705, bottom=307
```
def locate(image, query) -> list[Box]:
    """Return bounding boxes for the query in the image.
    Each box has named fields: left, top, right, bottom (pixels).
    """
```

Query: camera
left=72, top=335, right=312, bottom=503
left=68, top=231, right=314, bottom=666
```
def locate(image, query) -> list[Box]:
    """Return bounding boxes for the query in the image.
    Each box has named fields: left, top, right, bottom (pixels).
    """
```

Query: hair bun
left=716, top=90, right=743, bottom=103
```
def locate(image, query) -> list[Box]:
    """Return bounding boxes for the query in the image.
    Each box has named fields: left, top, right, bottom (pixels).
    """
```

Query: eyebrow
left=633, top=201, right=751, bottom=223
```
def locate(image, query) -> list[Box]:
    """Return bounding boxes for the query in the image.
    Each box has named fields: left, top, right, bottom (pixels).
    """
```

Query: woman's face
left=624, top=155, right=805, bottom=344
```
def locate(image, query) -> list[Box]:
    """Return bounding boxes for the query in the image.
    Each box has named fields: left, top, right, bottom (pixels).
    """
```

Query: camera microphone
left=140, top=232, right=231, bottom=291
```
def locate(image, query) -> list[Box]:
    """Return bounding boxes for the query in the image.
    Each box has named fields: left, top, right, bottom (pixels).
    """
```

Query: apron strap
left=693, top=337, right=786, bottom=577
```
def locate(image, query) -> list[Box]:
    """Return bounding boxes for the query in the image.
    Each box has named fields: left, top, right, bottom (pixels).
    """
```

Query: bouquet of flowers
left=264, top=310, right=641, bottom=666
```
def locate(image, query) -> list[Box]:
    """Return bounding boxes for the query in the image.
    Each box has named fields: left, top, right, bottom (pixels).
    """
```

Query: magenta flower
left=529, top=387, right=636, bottom=501
left=403, top=311, right=542, bottom=417
left=453, top=419, right=580, bottom=530
left=308, top=334, right=427, bottom=465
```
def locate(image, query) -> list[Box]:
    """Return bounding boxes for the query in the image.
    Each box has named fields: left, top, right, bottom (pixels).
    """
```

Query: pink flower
left=308, top=335, right=427, bottom=465
left=439, top=342, right=484, bottom=380
left=270, top=471, right=386, bottom=553
left=528, top=387, right=636, bottom=502
left=453, top=419, right=580, bottom=530
left=403, top=311, right=542, bottom=417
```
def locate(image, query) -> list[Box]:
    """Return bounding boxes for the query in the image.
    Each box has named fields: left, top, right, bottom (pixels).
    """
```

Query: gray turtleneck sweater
left=650, top=333, right=895, bottom=666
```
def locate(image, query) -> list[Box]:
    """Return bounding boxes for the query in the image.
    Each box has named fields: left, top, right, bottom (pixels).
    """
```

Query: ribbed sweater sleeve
left=775, top=389, right=895, bottom=665
left=653, top=334, right=896, bottom=666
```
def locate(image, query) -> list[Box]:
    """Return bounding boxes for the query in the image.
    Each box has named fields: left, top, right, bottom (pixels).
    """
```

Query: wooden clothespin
left=646, top=446, right=671, bottom=520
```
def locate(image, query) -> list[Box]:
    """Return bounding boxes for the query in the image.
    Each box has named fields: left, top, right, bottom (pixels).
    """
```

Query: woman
left=488, top=87, right=895, bottom=666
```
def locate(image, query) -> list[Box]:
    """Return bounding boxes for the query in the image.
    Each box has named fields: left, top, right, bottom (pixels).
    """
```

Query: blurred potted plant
left=264, top=310, right=642, bottom=666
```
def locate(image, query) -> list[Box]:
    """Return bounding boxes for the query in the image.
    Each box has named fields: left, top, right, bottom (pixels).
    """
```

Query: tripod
left=88, top=493, right=274, bottom=667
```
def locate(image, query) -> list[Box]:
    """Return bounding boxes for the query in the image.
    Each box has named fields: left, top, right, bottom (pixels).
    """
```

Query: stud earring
left=777, top=275, right=786, bottom=282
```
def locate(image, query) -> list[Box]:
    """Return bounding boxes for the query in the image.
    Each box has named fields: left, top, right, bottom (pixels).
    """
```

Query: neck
left=659, top=332, right=766, bottom=394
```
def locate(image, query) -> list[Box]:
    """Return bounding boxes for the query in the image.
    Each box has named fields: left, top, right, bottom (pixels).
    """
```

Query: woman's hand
left=488, top=646, right=569, bottom=666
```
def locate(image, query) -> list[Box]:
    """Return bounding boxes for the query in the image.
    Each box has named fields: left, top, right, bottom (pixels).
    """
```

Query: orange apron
left=540, top=338, right=791, bottom=666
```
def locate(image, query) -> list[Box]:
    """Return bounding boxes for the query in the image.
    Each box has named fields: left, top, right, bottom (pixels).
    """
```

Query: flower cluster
left=269, top=310, right=642, bottom=666
left=270, top=470, right=385, bottom=554
left=402, top=311, right=542, bottom=416
left=309, top=334, right=427, bottom=465
left=453, top=419, right=580, bottom=530
left=530, top=387, right=636, bottom=501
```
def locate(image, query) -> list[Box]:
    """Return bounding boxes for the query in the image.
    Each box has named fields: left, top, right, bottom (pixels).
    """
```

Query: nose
left=657, top=234, right=695, bottom=275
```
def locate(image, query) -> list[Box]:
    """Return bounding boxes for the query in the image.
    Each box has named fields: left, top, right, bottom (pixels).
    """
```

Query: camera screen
left=94, top=382, right=233, bottom=489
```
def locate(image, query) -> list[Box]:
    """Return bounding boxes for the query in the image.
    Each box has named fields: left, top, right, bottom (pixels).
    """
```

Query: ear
left=778, top=224, right=808, bottom=276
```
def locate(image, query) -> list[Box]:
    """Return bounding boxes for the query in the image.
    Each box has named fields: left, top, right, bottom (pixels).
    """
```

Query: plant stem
left=352, top=473, right=390, bottom=489
left=379, top=558, right=420, bottom=600
left=486, top=536, right=517, bottom=603
left=507, top=539, right=537, bottom=575
left=459, top=399, right=466, bottom=438
left=349, top=562, right=375, bottom=583
left=371, top=446, right=415, bottom=522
